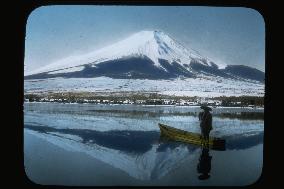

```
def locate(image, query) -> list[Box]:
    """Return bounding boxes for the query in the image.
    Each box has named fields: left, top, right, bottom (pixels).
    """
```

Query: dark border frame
left=11, top=0, right=273, bottom=188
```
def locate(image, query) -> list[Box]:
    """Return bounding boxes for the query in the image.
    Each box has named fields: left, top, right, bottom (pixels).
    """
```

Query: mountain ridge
left=24, top=30, right=264, bottom=83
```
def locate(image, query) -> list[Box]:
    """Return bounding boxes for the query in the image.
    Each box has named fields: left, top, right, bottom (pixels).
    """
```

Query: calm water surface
left=24, top=103, right=264, bottom=186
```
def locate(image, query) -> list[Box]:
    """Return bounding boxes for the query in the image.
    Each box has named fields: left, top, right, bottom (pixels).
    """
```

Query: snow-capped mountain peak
left=26, top=30, right=219, bottom=76
left=25, top=30, right=264, bottom=83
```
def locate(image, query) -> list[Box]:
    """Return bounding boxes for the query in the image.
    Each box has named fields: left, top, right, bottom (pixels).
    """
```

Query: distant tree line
left=24, top=92, right=264, bottom=107
left=212, top=96, right=264, bottom=107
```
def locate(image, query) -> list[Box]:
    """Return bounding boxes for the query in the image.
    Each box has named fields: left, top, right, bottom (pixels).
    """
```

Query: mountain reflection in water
left=25, top=124, right=263, bottom=180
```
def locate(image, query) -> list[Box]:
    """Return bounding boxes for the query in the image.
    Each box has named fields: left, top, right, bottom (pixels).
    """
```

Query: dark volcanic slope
left=222, top=65, right=265, bottom=82
left=24, top=56, right=264, bottom=82
left=25, top=57, right=196, bottom=80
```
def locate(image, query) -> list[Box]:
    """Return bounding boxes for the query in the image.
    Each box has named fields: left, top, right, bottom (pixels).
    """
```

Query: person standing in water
left=198, top=105, right=213, bottom=142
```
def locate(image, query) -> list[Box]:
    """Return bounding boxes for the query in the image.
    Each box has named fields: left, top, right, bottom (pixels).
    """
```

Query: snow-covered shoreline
left=23, top=101, right=264, bottom=110
left=25, top=76, right=264, bottom=97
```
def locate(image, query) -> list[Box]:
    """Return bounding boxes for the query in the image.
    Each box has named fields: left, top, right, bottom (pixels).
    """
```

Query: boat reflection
left=24, top=124, right=263, bottom=181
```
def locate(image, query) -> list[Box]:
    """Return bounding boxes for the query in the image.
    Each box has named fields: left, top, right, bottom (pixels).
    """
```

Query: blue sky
left=25, top=5, right=265, bottom=72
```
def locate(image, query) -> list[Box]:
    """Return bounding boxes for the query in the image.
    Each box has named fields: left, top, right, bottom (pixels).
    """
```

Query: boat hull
left=158, top=123, right=225, bottom=151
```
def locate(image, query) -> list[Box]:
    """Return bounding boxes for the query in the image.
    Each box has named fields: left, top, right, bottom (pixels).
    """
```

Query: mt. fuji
left=25, top=30, right=264, bottom=82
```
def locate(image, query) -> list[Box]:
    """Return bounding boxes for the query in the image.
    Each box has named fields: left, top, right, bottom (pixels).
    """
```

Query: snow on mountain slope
left=25, top=30, right=223, bottom=76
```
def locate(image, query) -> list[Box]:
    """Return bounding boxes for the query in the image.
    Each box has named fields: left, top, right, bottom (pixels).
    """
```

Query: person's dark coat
left=198, top=111, right=212, bottom=132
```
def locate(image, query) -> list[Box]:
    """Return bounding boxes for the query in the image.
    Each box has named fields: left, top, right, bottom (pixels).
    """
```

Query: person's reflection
left=197, top=147, right=212, bottom=180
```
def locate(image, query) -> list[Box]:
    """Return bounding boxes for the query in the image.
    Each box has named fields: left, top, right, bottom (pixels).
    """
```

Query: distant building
left=103, top=100, right=109, bottom=103
left=163, top=99, right=171, bottom=105
left=136, top=100, right=146, bottom=104
left=187, top=101, right=198, bottom=106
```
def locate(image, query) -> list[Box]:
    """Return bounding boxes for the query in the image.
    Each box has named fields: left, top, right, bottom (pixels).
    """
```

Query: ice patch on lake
left=24, top=110, right=263, bottom=138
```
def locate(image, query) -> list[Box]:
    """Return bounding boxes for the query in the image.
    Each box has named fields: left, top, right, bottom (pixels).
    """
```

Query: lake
left=24, top=103, right=264, bottom=186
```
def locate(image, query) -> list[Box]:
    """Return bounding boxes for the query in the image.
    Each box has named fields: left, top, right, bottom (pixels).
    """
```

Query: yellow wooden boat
left=158, top=123, right=225, bottom=150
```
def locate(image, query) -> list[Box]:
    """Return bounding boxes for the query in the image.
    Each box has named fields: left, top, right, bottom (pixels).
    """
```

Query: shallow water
left=24, top=103, right=264, bottom=186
